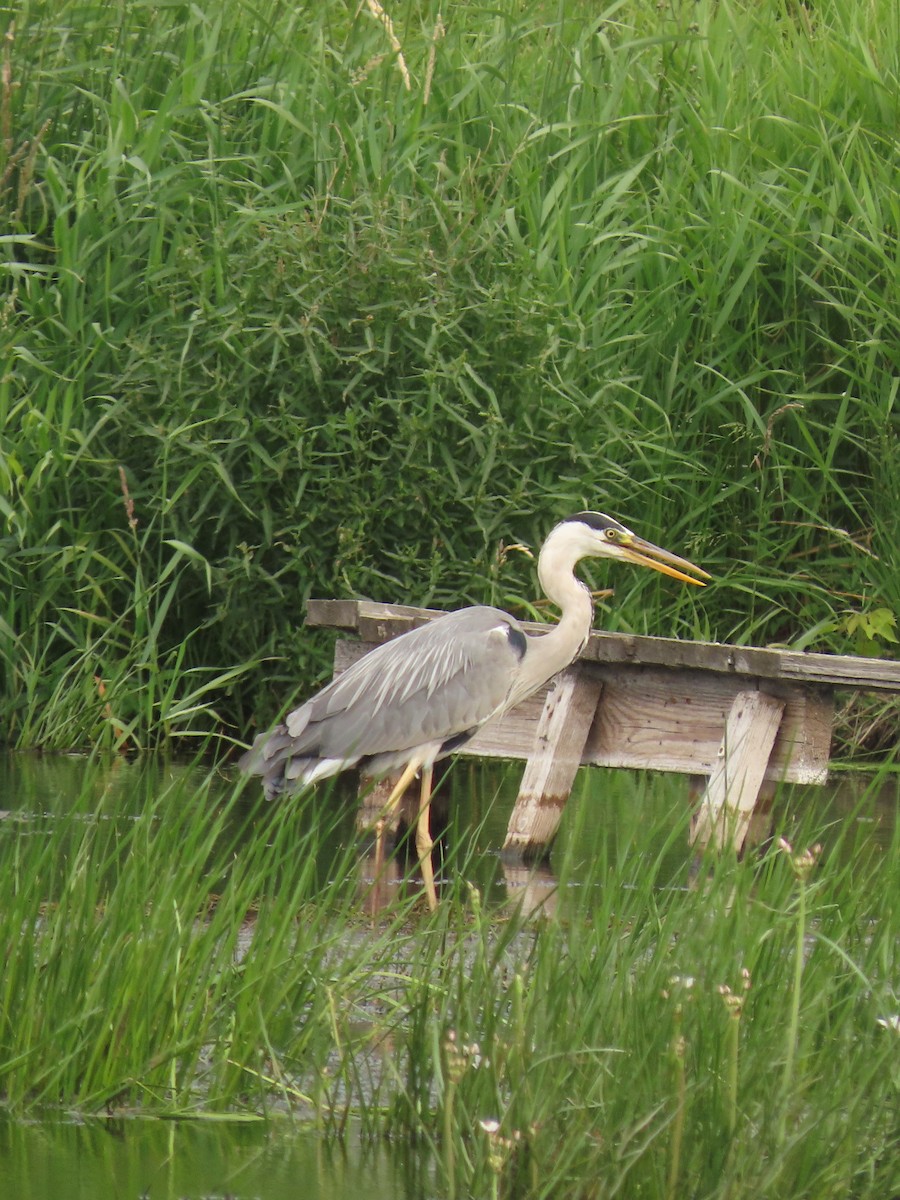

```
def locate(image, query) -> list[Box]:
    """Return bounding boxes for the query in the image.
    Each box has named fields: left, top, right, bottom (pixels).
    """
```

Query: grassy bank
left=1, top=0, right=898, bottom=753
left=0, top=755, right=897, bottom=1197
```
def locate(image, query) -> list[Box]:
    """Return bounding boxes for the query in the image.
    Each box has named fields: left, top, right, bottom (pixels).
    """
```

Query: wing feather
left=285, top=606, right=524, bottom=760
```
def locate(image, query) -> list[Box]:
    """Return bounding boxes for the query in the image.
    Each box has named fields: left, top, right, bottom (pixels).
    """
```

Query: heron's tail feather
left=238, top=724, right=350, bottom=799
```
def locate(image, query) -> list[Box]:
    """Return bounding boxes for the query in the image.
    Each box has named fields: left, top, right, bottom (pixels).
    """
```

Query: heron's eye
left=605, top=528, right=618, bottom=541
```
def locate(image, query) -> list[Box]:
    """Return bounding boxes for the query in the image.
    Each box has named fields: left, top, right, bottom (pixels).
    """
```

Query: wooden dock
left=307, top=599, right=900, bottom=859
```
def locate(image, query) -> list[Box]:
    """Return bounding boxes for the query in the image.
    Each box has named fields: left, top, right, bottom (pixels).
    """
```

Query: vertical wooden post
left=502, top=667, right=604, bottom=862
left=501, top=862, right=559, bottom=917
left=356, top=773, right=412, bottom=833
left=691, top=690, right=785, bottom=853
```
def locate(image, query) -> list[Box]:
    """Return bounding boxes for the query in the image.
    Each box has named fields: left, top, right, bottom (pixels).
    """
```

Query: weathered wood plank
left=332, top=640, right=832, bottom=784
left=315, top=599, right=900, bottom=692
left=355, top=772, right=414, bottom=833
left=305, top=598, right=368, bottom=632
left=502, top=667, right=604, bottom=861
left=691, top=692, right=786, bottom=853
left=580, top=665, right=831, bottom=784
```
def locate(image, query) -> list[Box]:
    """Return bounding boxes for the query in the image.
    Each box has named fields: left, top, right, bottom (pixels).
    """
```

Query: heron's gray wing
left=286, top=606, right=525, bottom=761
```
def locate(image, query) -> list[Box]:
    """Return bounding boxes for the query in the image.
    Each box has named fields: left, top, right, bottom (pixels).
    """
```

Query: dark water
left=0, top=1116, right=422, bottom=1200
left=0, top=751, right=896, bottom=1198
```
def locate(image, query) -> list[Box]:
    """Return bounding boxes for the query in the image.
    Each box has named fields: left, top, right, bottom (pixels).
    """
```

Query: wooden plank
left=332, top=640, right=832, bottom=784
left=318, top=599, right=900, bottom=693
left=691, top=691, right=786, bottom=853
left=580, top=665, right=831, bottom=784
left=743, top=780, right=776, bottom=849
left=305, top=598, right=366, bottom=632
left=355, top=772, right=414, bottom=833
left=502, top=667, right=604, bottom=861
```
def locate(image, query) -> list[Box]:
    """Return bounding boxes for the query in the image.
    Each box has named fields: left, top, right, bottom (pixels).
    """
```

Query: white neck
left=510, top=527, right=595, bottom=702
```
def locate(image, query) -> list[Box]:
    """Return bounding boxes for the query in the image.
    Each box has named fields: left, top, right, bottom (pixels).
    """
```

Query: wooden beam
left=580, top=666, right=831, bottom=785
left=502, top=667, right=603, bottom=862
left=308, top=599, right=900, bottom=864
left=333, top=640, right=832, bottom=785
left=305, top=598, right=366, bottom=633
left=691, top=690, right=786, bottom=853
left=312, top=598, right=900, bottom=693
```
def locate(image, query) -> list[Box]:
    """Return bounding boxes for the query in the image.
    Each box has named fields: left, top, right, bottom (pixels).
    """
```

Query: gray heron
left=240, top=511, right=708, bottom=908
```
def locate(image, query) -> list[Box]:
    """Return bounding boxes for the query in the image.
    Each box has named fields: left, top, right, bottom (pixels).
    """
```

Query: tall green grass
left=0, top=753, right=441, bottom=1118
left=0, top=756, right=897, bottom=1198
left=1, top=0, right=898, bottom=752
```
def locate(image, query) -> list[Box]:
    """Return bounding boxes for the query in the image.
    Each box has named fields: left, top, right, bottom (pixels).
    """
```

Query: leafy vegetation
left=0, top=754, right=897, bottom=1198
left=2, top=11, right=896, bottom=1195
left=1, top=0, right=897, bottom=753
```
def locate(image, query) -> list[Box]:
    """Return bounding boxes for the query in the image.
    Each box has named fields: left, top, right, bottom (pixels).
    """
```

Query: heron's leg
left=373, top=760, right=420, bottom=886
left=415, top=764, right=437, bottom=912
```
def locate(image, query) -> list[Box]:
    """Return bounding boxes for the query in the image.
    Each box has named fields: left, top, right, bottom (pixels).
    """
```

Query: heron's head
left=549, top=511, right=709, bottom=587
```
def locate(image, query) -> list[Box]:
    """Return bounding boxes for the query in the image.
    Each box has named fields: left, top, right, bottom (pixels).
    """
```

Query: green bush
left=2, top=0, right=897, bottom=749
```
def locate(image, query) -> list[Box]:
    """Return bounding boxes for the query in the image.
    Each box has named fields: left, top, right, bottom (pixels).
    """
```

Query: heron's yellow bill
left=619, top=535, right=710, bottom=586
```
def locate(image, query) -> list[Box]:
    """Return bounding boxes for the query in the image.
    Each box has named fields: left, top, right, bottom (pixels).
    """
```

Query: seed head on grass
left=777, top=838, right=822, bottom=1146
left=778, top=837, right=822, bottom=883
left=664, top=974, right=692, bottom=1200
left=118, top=465, right=138, bottom=533
left=661, top=974, right=696, bottom=1000
left=443, top=1029, right=483, bottom=1083
left=480, top=1118, right=522, bottom=1192
left=423, top=13, right=445, bottom=106
left=719, top=969, right=751, bottom=1137
left=363, top=0, right=411, bottom=91
left=718, top=968, right=751, bottom=1020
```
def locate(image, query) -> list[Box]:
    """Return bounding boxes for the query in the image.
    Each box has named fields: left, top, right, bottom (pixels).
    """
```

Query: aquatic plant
left=1, top=754, right=896, bottom=1198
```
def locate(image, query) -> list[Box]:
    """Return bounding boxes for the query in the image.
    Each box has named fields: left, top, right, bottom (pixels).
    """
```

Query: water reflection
left=0, top=752, right=896, bottom=1200
left=0, top=1116, right=425, bottom=1200
left=352, top=760, right=898, bottom=915
left=355, top=838, right=561, bottom=917
left=1, top=751, right=896, bottom=915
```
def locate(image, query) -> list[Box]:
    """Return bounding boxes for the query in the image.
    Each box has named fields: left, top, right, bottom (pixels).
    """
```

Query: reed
left=0, top=754, right=897, bottom=1198
left=0, top=0, right=897, bottom=754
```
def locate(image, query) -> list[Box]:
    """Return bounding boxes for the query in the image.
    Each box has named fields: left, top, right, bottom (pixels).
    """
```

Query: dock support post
left=502, top=667, right=604, bottom=862
left=691, top=690, right=785, bottom=853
